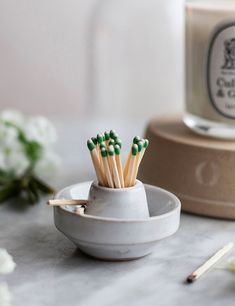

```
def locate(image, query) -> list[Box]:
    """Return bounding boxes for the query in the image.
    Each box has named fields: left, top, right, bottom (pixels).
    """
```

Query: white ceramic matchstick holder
left=86, top=180, right=150, bottom=219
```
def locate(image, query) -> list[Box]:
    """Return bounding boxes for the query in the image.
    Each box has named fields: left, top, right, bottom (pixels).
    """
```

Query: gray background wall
left=0, top=0, right=184, bottom=118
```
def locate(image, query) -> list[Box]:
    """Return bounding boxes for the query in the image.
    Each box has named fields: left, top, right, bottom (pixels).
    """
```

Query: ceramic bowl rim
left=55, top=181, right=181, bottom=223
left=90, top=179, right=143, bottom=192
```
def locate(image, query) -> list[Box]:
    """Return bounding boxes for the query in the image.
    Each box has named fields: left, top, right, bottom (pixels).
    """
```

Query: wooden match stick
left=47, top=199, right=88, bottom=206
left=123, top=136, right=140, bottom=181
left=114, top=144, right=124, bottom=188
left=123, top=150, right=131, bottom=181
left=130, top=140, right=144, bottom=186
left=108, top=145, right=121, bottom=188
left=125, top=144, right=138, bottom=187
left=137, top=139, right=149, bottom=167
left=99, top=142, right=108, bottom=185
left=104, top=131, right=110, bottom=147
left=186, top=242, right=234, bottom=283
left=91, top=136, right=98, bottom=158
left=87, top=139, right=105, bottom=186
left=75, top=205, right=86, bottom=215
left=97, top=133, right=104, bottom=162
left=91, top=137, right=98, bottom=147
left=101, top=147, right=114, bottom=188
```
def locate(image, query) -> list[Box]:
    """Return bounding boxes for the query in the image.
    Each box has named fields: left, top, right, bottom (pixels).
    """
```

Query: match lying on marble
left=87, top=130, right=149, bottom=188
left=186, top=242, right=234, bottom=283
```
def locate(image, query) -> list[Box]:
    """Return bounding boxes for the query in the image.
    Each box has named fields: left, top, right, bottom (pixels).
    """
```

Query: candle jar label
left=207, top=23, right=235, bottom=119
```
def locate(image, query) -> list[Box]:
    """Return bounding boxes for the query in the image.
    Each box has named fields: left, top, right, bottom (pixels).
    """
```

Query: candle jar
left=184, top=0, right=235, bottom=139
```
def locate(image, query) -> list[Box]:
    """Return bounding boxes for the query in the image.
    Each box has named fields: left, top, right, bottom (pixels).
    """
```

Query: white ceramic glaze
left=86, top=180, right=149, bottom=219
left=54, top=181, right=181, bottom=260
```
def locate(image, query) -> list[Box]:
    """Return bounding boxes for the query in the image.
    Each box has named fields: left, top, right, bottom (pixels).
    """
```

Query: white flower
left=33, top=149, right=60, bottom=181
left=25, top=116, right=57, bottom=146
left=0, top=124, right=18, bottom=148
left=0, top=249, right=16, bottom=275
left=0, top=283, right=12, bottom=306
left=4, top=147, right=30, bottom=177
left=0, top=152, right=5, bottom=170
left=0, top=123, right=29, bottom=177
left=0, top=109, right=24, bottom=128
left=0, top=109, right=60, bottom=180
left=0, top=139, right=29, bottom=177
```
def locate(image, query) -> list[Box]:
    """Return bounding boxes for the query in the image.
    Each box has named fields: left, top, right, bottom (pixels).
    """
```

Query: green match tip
left=110, top=129, right=116, bottom=135
left=114, top=144, right=120, bottom=155
left=108, top=145, right=115, bottom=156
left=97, top=133, right=103, bottom=143
left=138, top=140, right=144, bottom=152
left=132, top=144, right=138, bottom=156
left=91, top=137, right=97, bottom=145
left=133, top=136, right=141, bottom=144
left=99, top=142, right=106, bottom=149
left=109, top=139, right=115, bottom=146
left=110, top=129, right=117, bottom=139
left=104, top=131, right=110, bottom=141
left=101, top=147, right=107, bottom=157
left=144, top=139, right=149, bottom=148
left=115, top=138, right=122, bottom=148
left=112, top=133, right=119, bottom=141
left=87, top=139, right=95, bottom=151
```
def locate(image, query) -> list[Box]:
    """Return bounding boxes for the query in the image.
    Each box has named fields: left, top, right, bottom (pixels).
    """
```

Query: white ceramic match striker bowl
left=86, top=180, right=149, bottom=219
left=53, top=181, right=181, bottom=261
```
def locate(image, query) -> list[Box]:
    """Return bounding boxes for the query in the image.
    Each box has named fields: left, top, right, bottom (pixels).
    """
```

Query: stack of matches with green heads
left=87, top=130, right=149, bottom=188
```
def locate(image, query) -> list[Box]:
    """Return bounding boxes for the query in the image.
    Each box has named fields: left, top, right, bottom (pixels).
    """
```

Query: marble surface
left=1, top=118, right=235, bottom=306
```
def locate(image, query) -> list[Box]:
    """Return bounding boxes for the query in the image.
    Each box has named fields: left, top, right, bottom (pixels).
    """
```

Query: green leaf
left=28, top=180, right=40, bottom=202
left=4, top=122, right=43, bottom=165
left=0, top=170, right=11, bottom=184
left=31, top=176, right=55, bottom=194
left=25, top=141, right=42, bottom=164
left=0, top=182, right=19, bottom=203
left=25, top=189, right=39, bottom=204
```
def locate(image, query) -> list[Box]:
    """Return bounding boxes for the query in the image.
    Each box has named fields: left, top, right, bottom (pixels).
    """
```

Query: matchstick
left=108, top=145, right=121, bottom=188
left=109, top=139, right=115, bottom=146
left=97, top=133, right=104, bottom=162
left=133, top=136, right=141, bottom=144
left=101, top=147, right=114, bottom=188
left=125, top=144, right=138, bottom=187
left=91, top=137, right=98, bottom=146
left=97, top=133, right=104, bottom=144
left=110, top=129, right=116, bottom=139
left=123, top=136, right=140, bottom=180
left=87, top=139, right=105, bottom=186
left=75, top=205, right=86, bottom=215
left=115, top=138, right=122, bottom=148
left=130, top=140, right=144, bottom=186
left=91, top=136, right=98, bottom=155
left=104, top=131, right=110, bottom=148
left=47, top=199, right=88, bottom=206
left=99, top=142, right=108, bottom=186
left=137, top=139, right=149, bottom=167
left=115, top=144, right=124, bottom=188
left=186, top=242, right=234, bottom=283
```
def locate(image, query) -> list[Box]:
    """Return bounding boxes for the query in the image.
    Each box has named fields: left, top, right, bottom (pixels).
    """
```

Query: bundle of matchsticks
left=87, top=130, right=149, bottom=188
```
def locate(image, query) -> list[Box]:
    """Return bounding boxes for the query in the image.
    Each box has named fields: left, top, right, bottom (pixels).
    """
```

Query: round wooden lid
left=139, top=115, right=235, bottom=219
left=148, top=115, right=235, bottom=151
